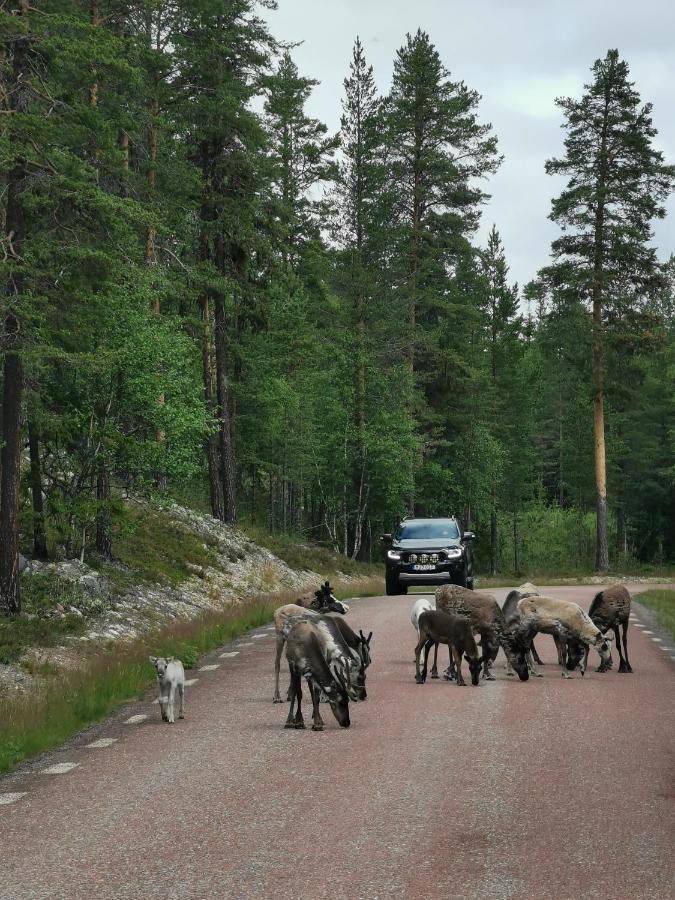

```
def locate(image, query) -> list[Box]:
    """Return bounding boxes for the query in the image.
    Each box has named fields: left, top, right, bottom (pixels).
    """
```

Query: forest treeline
left=1, top=2, right=674, bottom=612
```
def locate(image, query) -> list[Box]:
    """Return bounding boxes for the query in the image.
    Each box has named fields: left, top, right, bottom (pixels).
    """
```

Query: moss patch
left=110, top=505, right=220, bottom=586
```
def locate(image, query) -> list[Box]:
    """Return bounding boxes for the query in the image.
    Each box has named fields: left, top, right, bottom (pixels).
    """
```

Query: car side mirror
left=462, top=531, right=475, bottom=542
left=381, top=533, right=393, bottom=544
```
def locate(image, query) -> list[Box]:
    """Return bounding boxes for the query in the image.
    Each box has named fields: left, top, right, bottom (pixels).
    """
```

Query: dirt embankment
left=1, top=501, right=378, bottom=694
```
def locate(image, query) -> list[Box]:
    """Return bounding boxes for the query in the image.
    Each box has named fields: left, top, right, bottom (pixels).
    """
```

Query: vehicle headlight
left=387, top=549, right=401, bottom=561
left=445, top=548, right=462, bottom=559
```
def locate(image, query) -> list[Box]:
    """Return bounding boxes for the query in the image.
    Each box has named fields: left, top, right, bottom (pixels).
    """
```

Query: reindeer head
left=467, top=654, right=483, bottom=686
left=149, top=656, right=174, bottom=677
left=310, top=581, right=348, bottom=614
left=503, top=632, right=530, bottom=681
left=323, top=662, right=353, bottom=727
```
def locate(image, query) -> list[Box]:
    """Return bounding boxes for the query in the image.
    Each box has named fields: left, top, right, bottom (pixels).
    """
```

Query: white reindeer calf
left=149, top=656, right=185, bottom=723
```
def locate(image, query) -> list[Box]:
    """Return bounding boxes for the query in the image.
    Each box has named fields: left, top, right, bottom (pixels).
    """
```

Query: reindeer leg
left=622, top=620, right=632, bottom=673
left=273, top=633, right=285, bottom=703
left=482, top=638, right=496, bottom=680
left=453, top=646, right=466, bottom=686
left=294, top=674, right=305, bottom=729
left=531, top=639, right=544, bottom=665
left=421, top=639, right=434, bottom=683
left=614, top=623, right=625, bottom=672
left=310, top=683, right=324, bottom=731
left=560, top=643, right=572, bottom=679
left=443, top=645, right=455, bottom=681
left=430, top=642, right=439, bottom=679
left=285, top=665, right=298, bottom=728
left=415, top=637, right=426, bottom=683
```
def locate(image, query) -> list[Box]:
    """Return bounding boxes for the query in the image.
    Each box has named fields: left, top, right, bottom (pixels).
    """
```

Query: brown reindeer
left=415, top=609, right=483, bottom=686
left=584, top=584, right=632, bottom=673
left=436, top=584, right=530, bottom=681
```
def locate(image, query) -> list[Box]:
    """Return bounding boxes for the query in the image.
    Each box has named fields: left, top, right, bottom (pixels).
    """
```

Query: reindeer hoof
left=294, top=721, right=306, bottom=730
left=179, top=714, right=185, bottom=719
left=312, top=724, right=324, bottom=731
left=284, top=720, right=295, bottom=729
left=273, top=697, right=283, bottom=704
left=456, top=681, right=466, bottom=687
left=430, top=672, right=439, bottom=679
left=415, top=675, right=425, bottom=684
left=533, top=671, right=543, bottom=678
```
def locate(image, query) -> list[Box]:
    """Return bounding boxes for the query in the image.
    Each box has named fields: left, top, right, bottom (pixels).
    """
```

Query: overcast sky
left=264, top=0, right=675, bottom=291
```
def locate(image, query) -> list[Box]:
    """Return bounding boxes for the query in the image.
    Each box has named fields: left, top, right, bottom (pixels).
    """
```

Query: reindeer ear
left=367, top=631, right=373, bottom=645
left=149, top=656, right=157, bottom=664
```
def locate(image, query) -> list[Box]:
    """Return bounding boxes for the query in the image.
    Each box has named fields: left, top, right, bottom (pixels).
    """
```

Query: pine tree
left=546, top=49, right=675, bottom=571
left=382, top=29, right=500, bottom=513
left=332, top=37, right=384, bottom=557
left=480, top=226, right=522, bottom=574
left=174, top=0, right=275, bottom=525
left=263, top=50, right=337, bottom=272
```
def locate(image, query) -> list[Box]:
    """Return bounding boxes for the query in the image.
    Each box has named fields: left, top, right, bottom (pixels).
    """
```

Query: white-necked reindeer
left=149, top=656, right=185, bottom=723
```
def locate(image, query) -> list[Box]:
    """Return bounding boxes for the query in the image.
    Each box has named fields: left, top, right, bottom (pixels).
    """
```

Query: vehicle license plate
left=413, top=564, right=435, bottom=571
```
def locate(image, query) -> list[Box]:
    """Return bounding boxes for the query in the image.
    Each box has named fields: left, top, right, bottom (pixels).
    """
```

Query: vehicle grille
left=403, top=552, right=446, bottom=564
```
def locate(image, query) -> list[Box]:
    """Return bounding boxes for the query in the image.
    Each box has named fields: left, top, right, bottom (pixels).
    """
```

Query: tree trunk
left=490, top=502, right=497, bottom=576
left=95, top=462, right=112, bottom=559
left=201, top=295, right=224, bottom=521
left=591, top=86, right=610, bottom=573
left=0, top=341, right=22, bottom=613
left=0, top=1, right=30, bottom=615
left=27, top=421, right=48, bottom=559
left=214, top=234, right=237, bottom=525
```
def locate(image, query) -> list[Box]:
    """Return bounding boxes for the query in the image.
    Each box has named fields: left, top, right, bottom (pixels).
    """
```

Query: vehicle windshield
left=395, top=521, right=460, bottom=541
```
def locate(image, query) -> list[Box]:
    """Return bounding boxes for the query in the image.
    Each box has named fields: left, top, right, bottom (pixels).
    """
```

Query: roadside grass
left=634, top=590, right=675, bottom=640
left=0, top=577, right=382, bottom=775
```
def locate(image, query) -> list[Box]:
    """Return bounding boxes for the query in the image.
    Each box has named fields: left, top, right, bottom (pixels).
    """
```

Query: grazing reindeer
left=327, top=616, right=373, bottom=700
left=502, top=586, right=544, bottom=677
left=149, top=656, right=185, bottom=724
left=284, top=621, right=353, bottom=730
left=516, top=595, right=612, bottom=678
left=583, top=584, right=632, bottom=673
left=436, top=584, right=530, bottom=681
left=415, top=609, right=483, bottom=686
left=272, top=584, right=349, bottom=703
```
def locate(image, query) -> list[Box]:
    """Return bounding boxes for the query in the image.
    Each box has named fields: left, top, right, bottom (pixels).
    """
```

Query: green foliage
left=1, top=7, right=673, bottom=619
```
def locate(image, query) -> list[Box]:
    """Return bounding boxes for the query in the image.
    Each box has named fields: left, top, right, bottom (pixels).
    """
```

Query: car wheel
left=454, top=567, right=468, bottom=588
left=386, top=573, right=406, bottom=596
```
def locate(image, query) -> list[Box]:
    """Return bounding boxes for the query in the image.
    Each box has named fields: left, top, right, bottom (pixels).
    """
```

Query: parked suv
left=382, top=517, right=475, bottom=595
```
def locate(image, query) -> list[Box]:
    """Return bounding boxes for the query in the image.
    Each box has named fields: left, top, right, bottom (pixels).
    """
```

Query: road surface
left=1, top=584, right=674, bottom=899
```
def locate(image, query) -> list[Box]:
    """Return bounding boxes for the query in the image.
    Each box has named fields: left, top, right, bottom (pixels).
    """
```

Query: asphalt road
left=1, top=584, right=674, bottom=900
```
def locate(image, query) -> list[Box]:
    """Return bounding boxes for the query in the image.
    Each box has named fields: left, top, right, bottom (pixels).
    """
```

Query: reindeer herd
left=271, top=580, right=633, bottom=732
left=150, top=579, right=634, bottom=730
